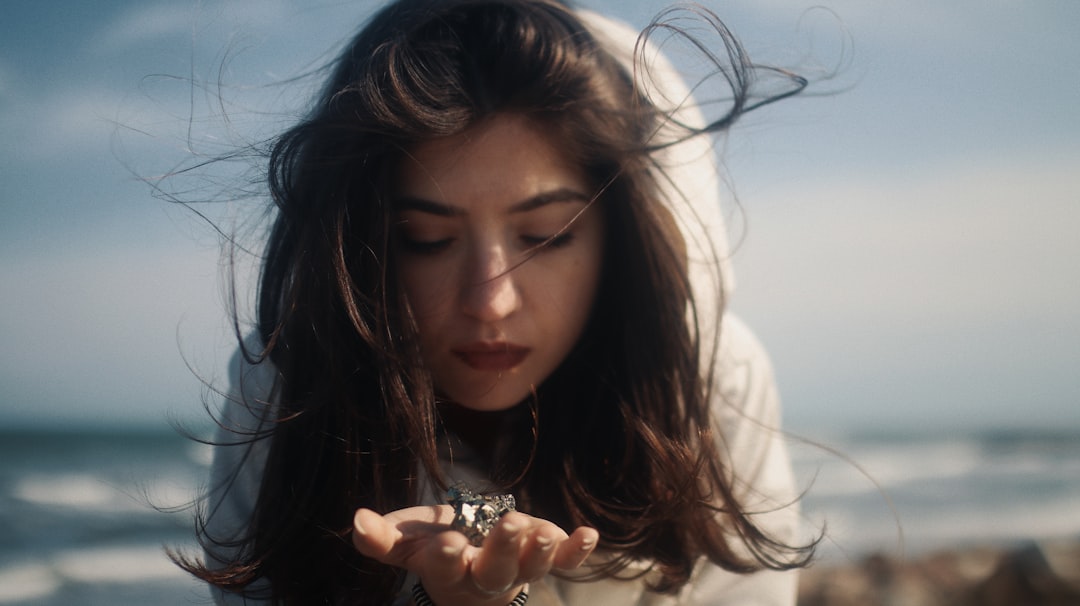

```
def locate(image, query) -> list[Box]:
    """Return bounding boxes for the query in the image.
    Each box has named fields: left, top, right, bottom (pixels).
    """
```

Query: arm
left=204, top=338, right=599, bottom=606
left=683, top=313, right=803, bottom=605
left=203, top=338, right=276, bottom=604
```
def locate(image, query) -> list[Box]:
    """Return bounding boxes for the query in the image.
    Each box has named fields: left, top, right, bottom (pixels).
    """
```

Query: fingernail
left=501, top=521, right=521, bottom=536
left=535, top=535, right=553, bottom=549
left=353, top=520, right=366, bottom=536
left=580, top=538, right=596, bottom=552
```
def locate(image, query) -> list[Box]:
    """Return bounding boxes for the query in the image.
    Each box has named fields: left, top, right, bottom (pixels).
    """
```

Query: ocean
left=790, top=428, right=1080, bottom=562
left=0, top=430, right=209, bottom=605
left=1, top=426, right=1079, bottom=604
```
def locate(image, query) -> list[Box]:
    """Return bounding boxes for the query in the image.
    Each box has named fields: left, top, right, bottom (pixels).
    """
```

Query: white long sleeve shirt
left=206, top=313, right=802, bottom=605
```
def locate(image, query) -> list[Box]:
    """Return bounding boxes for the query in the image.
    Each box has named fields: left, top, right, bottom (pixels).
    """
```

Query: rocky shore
left=797, top=539, right=1080, bottom=605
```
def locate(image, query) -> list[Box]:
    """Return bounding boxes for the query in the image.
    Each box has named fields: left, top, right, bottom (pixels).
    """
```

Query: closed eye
left=521, top=232, right=574, bottom=250
left=399, top=237, right=455, bottom=255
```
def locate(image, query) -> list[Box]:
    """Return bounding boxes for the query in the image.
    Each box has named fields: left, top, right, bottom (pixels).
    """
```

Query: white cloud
left=0, top=237, right=250, bottom=427
left=729, top=149, right=1080, bottom=429
left=733, top=151, right=1080, bottom=327
left=95, top=4, right=199, bottom=51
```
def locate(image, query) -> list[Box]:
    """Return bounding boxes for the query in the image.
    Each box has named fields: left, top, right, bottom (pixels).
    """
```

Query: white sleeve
left=681, top=313, right=802, bottom=606
left=204, top=339, right=276, bottom=604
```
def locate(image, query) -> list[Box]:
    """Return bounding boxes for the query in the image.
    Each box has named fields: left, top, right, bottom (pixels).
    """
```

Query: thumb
left=352, top=508, right=402, bottom=562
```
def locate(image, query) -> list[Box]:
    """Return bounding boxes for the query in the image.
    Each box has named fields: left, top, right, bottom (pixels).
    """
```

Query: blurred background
left=2, top=1, right=1078, bottom=603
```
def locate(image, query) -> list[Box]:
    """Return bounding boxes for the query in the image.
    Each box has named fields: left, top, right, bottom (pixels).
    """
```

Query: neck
left=437, top=401, right=528, bottom=467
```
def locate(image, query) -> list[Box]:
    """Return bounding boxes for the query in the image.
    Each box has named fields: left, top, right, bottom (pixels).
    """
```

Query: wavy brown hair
left=178, top=0, right=813, bottom=603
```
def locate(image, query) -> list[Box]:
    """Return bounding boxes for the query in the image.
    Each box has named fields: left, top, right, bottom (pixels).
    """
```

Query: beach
left=1, top=427, right=1078, bottom=605
left=798, top=539, right=1080, bottom=605
left=791, top=429, right=1080, bottom=604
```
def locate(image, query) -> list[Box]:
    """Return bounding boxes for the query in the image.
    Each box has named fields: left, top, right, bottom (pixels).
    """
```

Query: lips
left=452, top=342, right=530, bottom=372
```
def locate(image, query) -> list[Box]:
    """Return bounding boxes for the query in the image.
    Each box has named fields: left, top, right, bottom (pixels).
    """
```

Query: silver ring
left=447, top=484, right=516, bottom=547
left=469, top=576, right=516, bottom=597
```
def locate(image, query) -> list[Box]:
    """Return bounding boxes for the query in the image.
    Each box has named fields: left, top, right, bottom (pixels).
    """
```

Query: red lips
left=452, top=342, right=530, bottom=371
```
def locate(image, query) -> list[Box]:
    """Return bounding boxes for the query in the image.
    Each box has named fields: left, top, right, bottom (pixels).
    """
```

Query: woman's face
left=394, top=113, right=605, bottom=411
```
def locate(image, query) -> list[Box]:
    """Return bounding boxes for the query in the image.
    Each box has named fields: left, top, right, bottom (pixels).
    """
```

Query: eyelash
left=522, top=233, right=574, bottom=250
left=399, top=237, right=454, bottom=255
left=399, top=233, right=574, bottom=255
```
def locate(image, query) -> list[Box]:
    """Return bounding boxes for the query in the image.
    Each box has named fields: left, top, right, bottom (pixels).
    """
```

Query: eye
left=399, top=236, right=455, bottom=255
left=521, top=232, right=574, bottom=250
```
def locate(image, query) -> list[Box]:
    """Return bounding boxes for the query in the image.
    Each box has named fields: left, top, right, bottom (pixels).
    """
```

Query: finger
left=470, top=512, right=528, bottom=595
left=417, top=530, right=472, bottom=590
left=552, top=526, right=599, bottom=570
left=516, top=526, right=562, bottom=582
left=352, top=505, right=454, bottom=567
left=382, top=504, right=456, bottom=526
left=352, top=508, right=402, bottom=562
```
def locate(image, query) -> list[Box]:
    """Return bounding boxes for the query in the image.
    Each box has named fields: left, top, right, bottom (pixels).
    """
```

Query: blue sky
left=2, top=0, right=1078, bottom=432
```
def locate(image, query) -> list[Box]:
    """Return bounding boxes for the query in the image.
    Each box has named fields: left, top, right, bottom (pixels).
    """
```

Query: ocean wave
left=0, top=546, right=196, bottom=604
left=791, top=433, right=1080, bottom=500
left=52, top=545, right=191, bottom=584
left=186, top=442, right=214, bottom=467
left=12, top=473, right=200, bottom=513
left=802, top=479, right=1080, bottom=561
left=13, top=474, right=124, bottom=510
left=0, top=563, right=60, bottom=604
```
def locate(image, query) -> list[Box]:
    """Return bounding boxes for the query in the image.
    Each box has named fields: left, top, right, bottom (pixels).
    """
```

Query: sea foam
left=0, top=563, right=60, bottom=603
left=52, top=546, right=189, bottom=584
left=12, top=472, right=199, bottom=513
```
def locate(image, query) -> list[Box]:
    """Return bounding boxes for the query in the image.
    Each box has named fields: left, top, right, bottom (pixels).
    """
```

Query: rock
left=797, top=540, right=1080, bottom=606
left=961, top=542, right=1080, bottom=606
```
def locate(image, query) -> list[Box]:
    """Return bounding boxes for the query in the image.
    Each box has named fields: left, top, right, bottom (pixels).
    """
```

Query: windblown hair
left=179, top=0, right=813, bottom=603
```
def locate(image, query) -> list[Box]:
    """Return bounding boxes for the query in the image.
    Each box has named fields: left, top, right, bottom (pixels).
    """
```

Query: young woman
left=181, top=0, right=814, bottom=604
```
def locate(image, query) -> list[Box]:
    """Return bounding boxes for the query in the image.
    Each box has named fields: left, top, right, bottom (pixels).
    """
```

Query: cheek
left=539, top=249, right=603, bottom=331
left=573, top=226, right=606, bottom=311
left=573, top=258, right=604, bottom=320
left=399, top=262, right=457, bottom=326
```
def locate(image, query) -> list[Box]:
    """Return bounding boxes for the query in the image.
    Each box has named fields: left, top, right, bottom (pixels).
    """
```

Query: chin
left=448, top=387, right=534, bottom=412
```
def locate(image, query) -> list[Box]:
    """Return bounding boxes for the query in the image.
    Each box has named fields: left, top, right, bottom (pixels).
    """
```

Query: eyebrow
left=394, top=188, right=591, bottom=216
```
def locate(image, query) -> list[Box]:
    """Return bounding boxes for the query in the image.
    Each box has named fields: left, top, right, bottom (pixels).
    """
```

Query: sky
left=2, top=0, right=1078, bottom=434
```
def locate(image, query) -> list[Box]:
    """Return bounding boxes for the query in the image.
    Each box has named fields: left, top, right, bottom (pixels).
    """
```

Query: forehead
left=394, top=113, right=587, bottom=210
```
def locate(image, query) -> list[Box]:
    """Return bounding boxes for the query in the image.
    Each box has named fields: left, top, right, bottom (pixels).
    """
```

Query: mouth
left=452, top=342, right=530, bottom=372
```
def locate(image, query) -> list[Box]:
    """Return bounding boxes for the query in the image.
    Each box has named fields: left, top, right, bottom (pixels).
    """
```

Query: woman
left=182, top=0, right=814, bottom=604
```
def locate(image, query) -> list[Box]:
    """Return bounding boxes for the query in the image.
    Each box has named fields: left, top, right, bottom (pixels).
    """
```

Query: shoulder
left=713, top=312, right=781, bottom=429
left=711, top=312, right=798, bottom=523
left=221, top=333, right=278, bottom=427
left=204, top=335, right=277, bottom=558
left=692, top=314, right=802, bottom=605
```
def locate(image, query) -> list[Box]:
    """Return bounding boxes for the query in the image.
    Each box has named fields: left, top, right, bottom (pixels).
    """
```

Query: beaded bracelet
left=411, top=582, right=528, bottom=606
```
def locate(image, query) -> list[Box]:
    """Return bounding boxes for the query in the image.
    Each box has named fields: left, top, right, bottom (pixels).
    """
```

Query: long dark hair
left=178, top=0, right=813, bottom=603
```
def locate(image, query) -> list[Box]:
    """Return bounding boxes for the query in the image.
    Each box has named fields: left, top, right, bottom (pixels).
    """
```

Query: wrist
left=412, top=582, right=528, bottom=606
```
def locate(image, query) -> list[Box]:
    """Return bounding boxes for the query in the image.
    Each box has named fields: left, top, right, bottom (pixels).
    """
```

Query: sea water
left=791, top=428, right=1080, bottom=563
left=2, top=426, right=1079, bottom=604
left=0, top=430, right=208, bottom=605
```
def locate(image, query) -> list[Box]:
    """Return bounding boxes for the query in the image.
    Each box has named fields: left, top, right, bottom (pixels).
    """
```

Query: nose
left=461, top=244, right=521, bottom=322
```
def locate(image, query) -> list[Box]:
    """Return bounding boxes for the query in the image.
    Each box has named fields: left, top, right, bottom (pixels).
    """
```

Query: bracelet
left=412, top=582, right=528, bottom=606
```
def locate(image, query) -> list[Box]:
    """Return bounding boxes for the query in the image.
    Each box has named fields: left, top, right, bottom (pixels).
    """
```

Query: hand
left=352, top=505, right=598, bottom=606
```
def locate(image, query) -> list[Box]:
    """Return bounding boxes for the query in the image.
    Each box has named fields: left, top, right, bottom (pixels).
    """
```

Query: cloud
left=729, top=149, right=1080, bottom=429
left=94, top=0, right=306, bottom=54
left=95, top=4, right=199, bottom=52
left=0, top=237, right=248, bottom=427
left=734, top=151, right=1080, bottom=327
left=0, top=58, right=14, bottom=102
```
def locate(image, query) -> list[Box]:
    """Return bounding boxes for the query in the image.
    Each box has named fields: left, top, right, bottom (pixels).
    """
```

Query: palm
left=353, top=504, right=598, bottom=606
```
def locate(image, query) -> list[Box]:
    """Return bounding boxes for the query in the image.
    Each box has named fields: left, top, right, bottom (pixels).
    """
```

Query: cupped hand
left=352, top=505, right=598, bottom=606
